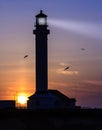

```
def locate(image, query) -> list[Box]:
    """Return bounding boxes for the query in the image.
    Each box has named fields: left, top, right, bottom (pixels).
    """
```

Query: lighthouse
left=27, top=10, right=76, bottom=109
left=33, top=10, right=50, bottom=93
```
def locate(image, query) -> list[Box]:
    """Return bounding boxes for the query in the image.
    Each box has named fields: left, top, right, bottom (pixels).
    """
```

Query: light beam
left=48, top=19, right=102, bottom=40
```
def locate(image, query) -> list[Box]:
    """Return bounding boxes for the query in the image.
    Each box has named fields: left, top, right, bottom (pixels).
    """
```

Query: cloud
left=56, top=68, right=79, bottom=75
left=84, top=80, right=102, bottom=86
left=59, top=62, right=66, bottom=66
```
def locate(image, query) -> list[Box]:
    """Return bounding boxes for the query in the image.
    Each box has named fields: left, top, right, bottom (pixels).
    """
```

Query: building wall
left=0, top=100, right=15, bottom=109
left=27, top=93, right=76, bottom=109
left=27, top=94, right=56, bottom=109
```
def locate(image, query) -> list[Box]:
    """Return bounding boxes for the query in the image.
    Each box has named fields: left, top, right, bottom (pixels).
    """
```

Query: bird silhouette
left=81, top=48, right=85, bottom=51
left=64, top=66, right=70, bottom=71
left=24, top=55, right=28, bottom=58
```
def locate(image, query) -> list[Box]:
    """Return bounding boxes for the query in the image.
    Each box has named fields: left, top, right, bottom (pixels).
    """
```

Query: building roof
left=0, top=100, right=15, bottom=102
left=48, top=90, right=76, bottom=103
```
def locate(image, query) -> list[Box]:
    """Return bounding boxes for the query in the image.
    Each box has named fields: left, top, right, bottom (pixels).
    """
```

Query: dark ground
left=0, top=109, right=102, bottom=130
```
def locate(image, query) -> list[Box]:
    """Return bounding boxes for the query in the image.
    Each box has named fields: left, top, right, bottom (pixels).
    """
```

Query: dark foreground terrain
left=0, top=109, right=102, bottom=130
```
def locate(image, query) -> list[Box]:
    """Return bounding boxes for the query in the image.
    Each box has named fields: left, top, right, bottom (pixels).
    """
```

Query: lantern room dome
left=36, top=10, right=47, bottom=18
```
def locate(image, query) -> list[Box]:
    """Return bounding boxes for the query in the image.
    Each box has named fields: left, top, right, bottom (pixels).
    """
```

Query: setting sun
left=17, top=95, right=28, bottom=104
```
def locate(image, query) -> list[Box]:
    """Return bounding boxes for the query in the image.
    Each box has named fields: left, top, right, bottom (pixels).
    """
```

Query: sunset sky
left=0, top=0, right=102, bottom=108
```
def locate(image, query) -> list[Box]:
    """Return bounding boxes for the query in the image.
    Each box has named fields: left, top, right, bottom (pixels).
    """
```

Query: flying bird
left=64, top=66, right=70, bottom=71
left=24, top=55, right=28, bottom=58
left=81, top=48, right=85, bottom=51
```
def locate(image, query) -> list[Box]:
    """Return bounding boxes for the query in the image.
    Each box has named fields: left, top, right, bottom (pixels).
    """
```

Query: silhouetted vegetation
left=0, top=108, right=102, bottom=130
